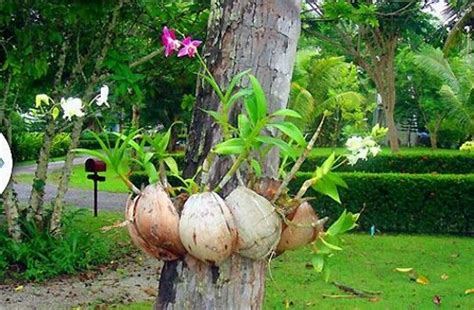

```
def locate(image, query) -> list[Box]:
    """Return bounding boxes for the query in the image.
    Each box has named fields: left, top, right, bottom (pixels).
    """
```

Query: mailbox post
left=85, top=158, right=107, bottom=217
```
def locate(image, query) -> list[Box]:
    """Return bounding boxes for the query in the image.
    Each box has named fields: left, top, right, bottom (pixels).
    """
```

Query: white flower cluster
left=36, top=85, right=109, bottom=121
left=345, top=136, right=381, bottom=166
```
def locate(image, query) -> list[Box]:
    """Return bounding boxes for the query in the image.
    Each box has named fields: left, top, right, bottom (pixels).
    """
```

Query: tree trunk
left=374, top=37, right=399, bottom=153
left=429, top=131, right=438, bottom=150
left=49, top=117, right=84, bottom=233
left=28, top=120, right=55, bottom=225
left=156, top=1, right=301, bottom=309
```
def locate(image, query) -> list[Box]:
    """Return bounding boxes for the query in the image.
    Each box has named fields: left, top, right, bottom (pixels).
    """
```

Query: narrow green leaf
left=200, top=73, right=225, bottom=103
left=213, top=138, right=246, bottom=155
left=248, top=74, right=267, bottom=120
left=224, top=69, right=251, bottom=104
left=250, top=159, right=263, bottom=177
left=244, top=96, right=259, bottom=125
left=321, top=152, right=336, bottom=174
left=319, top=236, right=343, bottom=251
left=271, top=108, right=303, bottom=119
left=227, top=88, right=253, bottom=107
left=238, top=114, right=252, bottom=138
left=269, top=122, right=306, bottom=147
left=255, top=136, right=298, bottom=159
left=163, top=157, right=179, bottom=176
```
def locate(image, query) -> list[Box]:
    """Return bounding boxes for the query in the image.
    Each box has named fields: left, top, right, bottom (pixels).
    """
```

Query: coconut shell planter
left=125, top=182, right=322, bottom=265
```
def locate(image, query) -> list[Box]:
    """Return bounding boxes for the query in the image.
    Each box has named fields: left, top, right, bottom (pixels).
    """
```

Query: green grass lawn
left=15, top=165, right=129, bottom=193
left=112, top=234, right=474, bottom=309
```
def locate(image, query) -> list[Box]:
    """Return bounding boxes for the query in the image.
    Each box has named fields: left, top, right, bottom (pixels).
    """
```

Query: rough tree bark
left=0, top=72, right=21, bottom=241
left=372, top=36, right=399, bottom=152
left=28, top=39, right=69, bottom=227
left=50, top=0, right=123, bottom=233
left=156, top=1, right=301, bottom=309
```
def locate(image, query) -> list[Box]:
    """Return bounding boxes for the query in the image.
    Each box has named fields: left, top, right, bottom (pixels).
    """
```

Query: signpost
left=85, top=158, right=107, bottom=217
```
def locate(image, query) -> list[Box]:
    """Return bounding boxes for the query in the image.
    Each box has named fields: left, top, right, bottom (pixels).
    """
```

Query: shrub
left=300, top=153, right=474, bottom=174
left=0, top=210, right=117, bottom=282
left=289, top=172, right=474, bottom=234
left=79, top=130, right=118, bottom=149
left=51, top=133, right=72, bottom=157
left=11, top=132, right=43, bottom=162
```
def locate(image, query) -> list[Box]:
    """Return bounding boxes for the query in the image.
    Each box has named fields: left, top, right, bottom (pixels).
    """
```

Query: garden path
left=12, top=158, right=128, bottom=211
left=0, top=254, right=161, bottom=309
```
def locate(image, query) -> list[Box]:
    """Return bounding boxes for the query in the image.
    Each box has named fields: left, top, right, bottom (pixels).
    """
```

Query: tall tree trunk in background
left=28, top=39, right=68, bottom=227
left=0, top=72, right=21, bottom=241
left=156, top=1, right=301, bottom=309
left=372, top=36, right=399, bottom=152
left=132, top=104, right=140, bottom=129
left=49, top=0, right=123, bottom=234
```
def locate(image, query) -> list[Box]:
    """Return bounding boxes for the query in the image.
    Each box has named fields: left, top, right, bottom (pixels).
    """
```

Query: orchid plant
left=159, top=26, right=387, bottom=279
left=66, top=26, right=387, bottom=281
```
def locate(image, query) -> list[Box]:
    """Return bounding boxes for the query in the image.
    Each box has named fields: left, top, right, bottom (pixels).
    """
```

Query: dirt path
left=0, top=254, right=161, bottom=310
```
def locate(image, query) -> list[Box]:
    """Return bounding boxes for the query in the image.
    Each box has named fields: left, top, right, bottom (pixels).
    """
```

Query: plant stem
left=272, top=115, right=326, bottom=203
left=295, top=176, right=318, bottom=200
left=213, top=151, right=248, bottom=192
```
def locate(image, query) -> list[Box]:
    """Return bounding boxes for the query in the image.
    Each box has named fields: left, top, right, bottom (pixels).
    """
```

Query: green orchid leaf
left=255, top=136, right=298, bottom=159
left=244, top=96, right=259, bottom=126
left=163, top=156, right=179, bottom=176
left=269, top=121, right=306, bottom=147
left=224, top=69, right=251, bottom=104
left=250, top=159, right=263, bottom=177
left=248, top=74, right=267, bottom=120
left=271, top=108, right=303, bottom=119
left=214, top=138, right=246, bottom=155
left=238, top=114, right=252, bottom=138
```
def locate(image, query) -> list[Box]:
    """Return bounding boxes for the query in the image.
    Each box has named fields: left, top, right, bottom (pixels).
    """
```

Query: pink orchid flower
left=161, top=27, right=181, bottom=57
left=177, top=37, right=202, bottom=58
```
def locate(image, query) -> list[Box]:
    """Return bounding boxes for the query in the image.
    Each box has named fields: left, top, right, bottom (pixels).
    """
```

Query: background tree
left=156, top=1, right=302, bottom=308
left=290, top=51, right=373, bottom=145
left=303, top=0, right=435, bottom=152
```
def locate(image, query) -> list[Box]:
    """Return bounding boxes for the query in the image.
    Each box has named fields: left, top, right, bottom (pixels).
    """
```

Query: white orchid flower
left=369, top=145, right=381, bottom=157
left=345, top=136, right=364, bottom=152
left=61, top=97, right=84, bottom=120
left=90, top=85, right=109, bottom=107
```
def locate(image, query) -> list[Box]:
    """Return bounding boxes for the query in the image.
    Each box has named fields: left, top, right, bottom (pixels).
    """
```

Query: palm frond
left=414, top=46, right=460, bottom=92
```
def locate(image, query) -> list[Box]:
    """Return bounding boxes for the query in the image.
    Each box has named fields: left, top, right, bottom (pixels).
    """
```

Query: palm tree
left=442, top=0, right=473, bottom=55
left=414, top=45, right=474, bottom=147
left=289, top=51, right=370, bottom=146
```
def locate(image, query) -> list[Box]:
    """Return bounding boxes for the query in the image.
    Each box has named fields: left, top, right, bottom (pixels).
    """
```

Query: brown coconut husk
left=276, top=202, right=320, bottom=252
left=125, top=184, right=186, bottom=261
left=179, top=191, right=237, bottom=265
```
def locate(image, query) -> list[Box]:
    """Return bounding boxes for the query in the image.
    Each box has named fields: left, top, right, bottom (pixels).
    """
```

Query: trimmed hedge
left=300, top=153, right=474, bottom=174
left=78, top=131, right=118, bottom=149
left=289, top=172, right=474, bottom=234
left=12, top=132, right=71, bottom=162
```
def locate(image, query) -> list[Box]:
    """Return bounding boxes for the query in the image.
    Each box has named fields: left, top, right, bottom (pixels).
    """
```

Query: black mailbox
left=85, top=158, right=107, bottom=217
left=85, top=158, right=107, bottom=173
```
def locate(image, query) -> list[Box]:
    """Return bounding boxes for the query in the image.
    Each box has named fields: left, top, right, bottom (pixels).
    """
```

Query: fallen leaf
left=416, top=275, right=430, bottom=285
left=394, top=267, right=413, bottom=273
left=440, top=274, right=449, bottom=280
left=14, top=285, right=24, bottom=292
left=465, top=288, right=474, bottom=295
left=433, top=295, right=441, bottom=305
left=143, top=287, right=157, bottom=297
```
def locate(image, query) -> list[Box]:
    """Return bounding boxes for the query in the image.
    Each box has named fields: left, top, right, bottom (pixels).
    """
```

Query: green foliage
left=311, top=210, right=359, bottom=281
left=79, top=131, right=118, bottom=150
left=301, top=151, right=474, bottom=174
left=290, top=52, right=373, bottom=145
left=12, top=132, right=72, bottom=162
left=290, top=172, right=474, bottom=234
left=0, top=210, right=123, bottom=281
